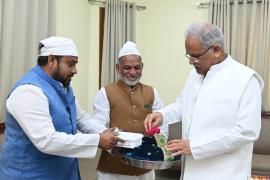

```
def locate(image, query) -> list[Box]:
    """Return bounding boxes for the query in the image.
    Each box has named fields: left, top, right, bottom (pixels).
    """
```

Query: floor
left=0, top=134, right=180, bottom=180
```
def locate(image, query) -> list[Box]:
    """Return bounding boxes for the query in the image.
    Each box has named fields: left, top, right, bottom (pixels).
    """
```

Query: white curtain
left=209, top=0, right=270, bottom=112
left=0, top=0, right=56, bottom=123
left=101, top=0, right=136, bottom=86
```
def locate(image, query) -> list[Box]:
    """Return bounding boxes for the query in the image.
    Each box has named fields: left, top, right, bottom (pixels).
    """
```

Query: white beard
left=119, top=74, right=141, bottom=86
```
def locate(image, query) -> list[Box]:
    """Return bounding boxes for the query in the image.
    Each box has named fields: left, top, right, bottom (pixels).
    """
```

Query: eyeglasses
left=185, top=46, right=212, bottom=61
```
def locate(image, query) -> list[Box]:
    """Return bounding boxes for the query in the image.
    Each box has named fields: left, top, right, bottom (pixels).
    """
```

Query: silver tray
left=121, top=155, right=181, bottom=170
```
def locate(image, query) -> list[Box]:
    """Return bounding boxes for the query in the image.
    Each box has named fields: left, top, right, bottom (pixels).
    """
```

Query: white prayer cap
left=39, top=36, right=79, bottom=57
left=118, top=41, right=141, bottom=58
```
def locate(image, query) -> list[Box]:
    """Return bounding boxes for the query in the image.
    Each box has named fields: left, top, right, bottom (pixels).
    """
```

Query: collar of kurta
left=206, top=54, right=232, bottom=76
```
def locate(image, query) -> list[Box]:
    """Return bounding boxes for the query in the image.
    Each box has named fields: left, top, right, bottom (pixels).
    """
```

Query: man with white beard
left=92, top=41, right=165, bottom=180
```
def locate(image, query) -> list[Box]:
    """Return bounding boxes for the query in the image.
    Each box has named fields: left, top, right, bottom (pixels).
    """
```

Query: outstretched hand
left=98, top=128, right=124, bottom=150
left=144, top=112, right=163, bottom=132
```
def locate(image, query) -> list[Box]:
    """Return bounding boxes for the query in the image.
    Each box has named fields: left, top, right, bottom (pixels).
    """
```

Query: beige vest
left=97, top=80, right=154, bottom=176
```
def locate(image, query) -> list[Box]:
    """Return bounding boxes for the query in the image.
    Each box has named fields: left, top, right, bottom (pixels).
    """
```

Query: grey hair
left=184, top=22, right=224, bottom=49
left=116, top=57, right=124, bottom=65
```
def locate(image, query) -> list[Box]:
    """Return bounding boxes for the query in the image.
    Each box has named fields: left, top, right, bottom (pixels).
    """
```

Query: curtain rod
left=197, top=0, right=263, bottom=9
left=88, top=0, right=146, bottom=11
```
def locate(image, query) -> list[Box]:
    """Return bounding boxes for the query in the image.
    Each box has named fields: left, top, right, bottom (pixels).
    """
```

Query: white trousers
left=98, top=170, right=155, bottom=180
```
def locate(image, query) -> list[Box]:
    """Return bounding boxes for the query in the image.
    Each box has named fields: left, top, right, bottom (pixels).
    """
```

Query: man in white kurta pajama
left=144, top=22, right=264, bottom=180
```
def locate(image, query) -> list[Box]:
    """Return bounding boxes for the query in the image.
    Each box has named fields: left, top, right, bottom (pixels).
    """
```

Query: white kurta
left=6, top=84, right=107, bottom=158
left=92, top=87, right=165, bottom=180
left=159, top=55, right=264, bottom=180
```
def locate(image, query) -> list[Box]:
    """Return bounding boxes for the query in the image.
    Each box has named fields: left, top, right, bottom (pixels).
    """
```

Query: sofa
left=168, top=118, right=270, bottom=175
left=252, top=117, right=270, bottom=175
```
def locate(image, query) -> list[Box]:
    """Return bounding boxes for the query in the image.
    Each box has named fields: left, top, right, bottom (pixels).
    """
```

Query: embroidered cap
left=118, top=41, right=141, bottom=58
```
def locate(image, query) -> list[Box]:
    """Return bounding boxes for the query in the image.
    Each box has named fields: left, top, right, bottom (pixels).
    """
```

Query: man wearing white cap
left=0, top=36, right=120, bottom=180
left=92, top=41, right=166, bottom=180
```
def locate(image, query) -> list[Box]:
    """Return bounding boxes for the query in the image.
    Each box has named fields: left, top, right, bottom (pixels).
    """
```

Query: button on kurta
left=133, top=119, right=137, bottom=122
left=132, top=105, right=136, bottom=108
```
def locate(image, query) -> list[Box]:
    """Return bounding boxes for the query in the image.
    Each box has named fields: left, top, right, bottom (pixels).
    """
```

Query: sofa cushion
left=252, top=154, right=270, bottom=175
left=253, top=118, right=270, bottom=154
left=168, top=122, right=182, bottom=141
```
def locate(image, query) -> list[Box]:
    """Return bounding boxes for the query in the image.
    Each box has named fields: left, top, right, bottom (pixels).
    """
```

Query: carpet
left=252, top=175, right=270, bottom=180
